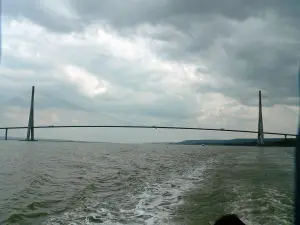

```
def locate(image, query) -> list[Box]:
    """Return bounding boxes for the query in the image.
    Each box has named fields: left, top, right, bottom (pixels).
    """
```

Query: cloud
left=0, top=0, right=299, bottom=142
left=61, top=65, right=110, bottom=97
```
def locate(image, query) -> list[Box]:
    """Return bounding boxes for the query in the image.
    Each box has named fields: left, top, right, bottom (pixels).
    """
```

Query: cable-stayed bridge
left=0, top=86, right=297, bottom=145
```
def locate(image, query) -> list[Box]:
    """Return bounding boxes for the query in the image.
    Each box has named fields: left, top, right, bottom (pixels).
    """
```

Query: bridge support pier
left=5, top=128, right=8, bottom=140
left=257, top=90, right=264, bottom=146
left=26, top=86, right=35, bottom=141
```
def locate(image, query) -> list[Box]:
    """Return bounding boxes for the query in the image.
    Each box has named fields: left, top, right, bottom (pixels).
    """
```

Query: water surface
left=0, top=141, right=294, bottom=224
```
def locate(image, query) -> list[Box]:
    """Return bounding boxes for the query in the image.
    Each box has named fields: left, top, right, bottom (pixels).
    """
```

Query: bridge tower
left=26, top=86, right=35, bottom=141
left=257, top=90, right=264, bottom=145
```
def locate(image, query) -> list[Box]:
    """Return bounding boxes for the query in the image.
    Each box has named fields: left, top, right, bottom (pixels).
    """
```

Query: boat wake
left=45, top=162, right=211, bottom=225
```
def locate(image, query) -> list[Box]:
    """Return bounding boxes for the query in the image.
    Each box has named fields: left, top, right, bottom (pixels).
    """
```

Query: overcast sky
left=0, top=0, right=299, bottom=142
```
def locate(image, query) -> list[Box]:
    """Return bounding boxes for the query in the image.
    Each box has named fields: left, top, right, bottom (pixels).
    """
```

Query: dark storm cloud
left=194, top=31, right=300, bottom=106
left=68, top=0, right=300, bottom=107
left=3, top=0, right=300, bottom=108
left=69, top=0, right=300, bottom=29
left=234, top=43, right=299, bottom=102
left=4, top=0, right=300, bottom=32
left=2, top=0, right=82, bottom=33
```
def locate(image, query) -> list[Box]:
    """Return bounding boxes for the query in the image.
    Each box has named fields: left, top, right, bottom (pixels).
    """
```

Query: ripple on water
left=44, top=164, right=209, bottom=225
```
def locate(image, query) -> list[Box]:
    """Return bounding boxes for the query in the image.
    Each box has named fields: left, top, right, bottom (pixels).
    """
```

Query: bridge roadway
left=0, top=125, right=297, bottom=137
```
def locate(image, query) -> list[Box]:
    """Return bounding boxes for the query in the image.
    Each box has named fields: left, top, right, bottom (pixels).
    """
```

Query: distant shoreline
left=172, top=138, right=296, bottom=147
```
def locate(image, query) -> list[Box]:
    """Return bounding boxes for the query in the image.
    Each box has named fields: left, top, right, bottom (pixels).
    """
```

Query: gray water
left=0, top=141, right=294, bottom=225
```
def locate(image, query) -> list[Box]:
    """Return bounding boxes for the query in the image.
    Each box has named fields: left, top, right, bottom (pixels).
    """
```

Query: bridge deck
left=0, top=125, right=296, bottom=137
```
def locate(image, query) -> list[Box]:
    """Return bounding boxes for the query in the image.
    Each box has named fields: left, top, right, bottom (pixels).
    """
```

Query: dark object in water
left=214, top=214, right=246, bottom=225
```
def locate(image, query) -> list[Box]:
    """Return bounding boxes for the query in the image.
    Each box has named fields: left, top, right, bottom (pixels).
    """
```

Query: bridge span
left=0, top=86, right=297, bottom=144
left=0, top=125, right=296, bottom=141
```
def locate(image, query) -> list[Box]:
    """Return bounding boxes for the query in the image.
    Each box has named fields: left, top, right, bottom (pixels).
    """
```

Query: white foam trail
left=125, top=165, right=208, bottom=225
left=45, top=161, right=213, bottom=225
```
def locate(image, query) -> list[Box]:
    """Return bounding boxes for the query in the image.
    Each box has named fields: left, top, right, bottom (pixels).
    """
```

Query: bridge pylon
left=26, top=86, right=35, bottom=141
left=257, top=90, right=264, bottom=145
